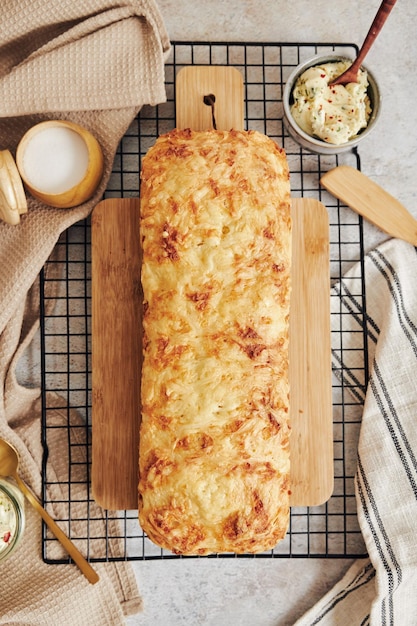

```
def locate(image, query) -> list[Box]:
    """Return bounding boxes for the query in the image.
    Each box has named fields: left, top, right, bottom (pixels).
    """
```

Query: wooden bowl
left=16, top=120, right=104, bottom=208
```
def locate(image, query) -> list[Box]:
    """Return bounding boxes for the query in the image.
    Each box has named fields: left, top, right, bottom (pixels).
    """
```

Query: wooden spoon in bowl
left=331, top=0, right=397, bottom=86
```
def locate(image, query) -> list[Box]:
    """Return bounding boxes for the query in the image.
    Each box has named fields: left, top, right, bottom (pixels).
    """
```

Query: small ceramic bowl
left=16, top=120, right=104, bottom=208
left=283, top=54, right=381, bottom=154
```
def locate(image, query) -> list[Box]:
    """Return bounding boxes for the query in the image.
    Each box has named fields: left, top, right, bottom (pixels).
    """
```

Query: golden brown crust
left=138, top=129, right=291, bottom=555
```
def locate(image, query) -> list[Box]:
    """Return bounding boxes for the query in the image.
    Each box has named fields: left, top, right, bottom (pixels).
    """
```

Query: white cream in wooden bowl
left=16, top=120, right=104, bottom=208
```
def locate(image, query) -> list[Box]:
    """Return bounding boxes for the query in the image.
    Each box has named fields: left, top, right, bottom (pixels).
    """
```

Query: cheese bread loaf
left=139, top=128, right=292, bottom=555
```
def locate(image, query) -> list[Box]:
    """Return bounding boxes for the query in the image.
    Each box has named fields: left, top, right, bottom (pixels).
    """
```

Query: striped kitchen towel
left=296, top=238, right=417, bottom=626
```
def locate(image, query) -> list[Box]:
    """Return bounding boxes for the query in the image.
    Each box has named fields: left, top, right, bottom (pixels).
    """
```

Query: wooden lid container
left=16, top=120, right=104, bottom=208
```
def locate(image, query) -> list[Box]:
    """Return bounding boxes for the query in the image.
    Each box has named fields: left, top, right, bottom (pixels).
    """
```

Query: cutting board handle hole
left=203, top=93, right=217, bottom=129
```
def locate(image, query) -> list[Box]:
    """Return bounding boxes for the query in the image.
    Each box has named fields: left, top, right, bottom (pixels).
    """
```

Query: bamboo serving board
left=91, top=198, right=142, bottom=510
left=176, top=66, right=244, bottom=131
left=91, top=66, right=333, bottom=511
left=289, top=197, right=332, bottom=506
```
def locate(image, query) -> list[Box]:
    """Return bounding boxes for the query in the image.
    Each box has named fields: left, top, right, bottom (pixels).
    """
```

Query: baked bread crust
left=139, top=129, right=291, bottom=555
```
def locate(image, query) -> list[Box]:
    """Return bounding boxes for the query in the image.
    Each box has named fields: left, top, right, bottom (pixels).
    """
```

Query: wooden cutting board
left=91, top=198, right=142, bottom=510
left=176, top=65, right=244, bottom=131
left=91, top=66, right=333, bottom=510
left=289, top=197, right=332, bottom=507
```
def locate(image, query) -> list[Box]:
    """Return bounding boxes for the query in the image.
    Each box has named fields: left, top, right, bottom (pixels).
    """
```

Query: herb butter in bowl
left=283, top=55, right=380, bottom=154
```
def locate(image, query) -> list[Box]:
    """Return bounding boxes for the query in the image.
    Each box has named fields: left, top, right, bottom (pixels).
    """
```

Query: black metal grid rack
left=40, top=41, right=369, bottom=563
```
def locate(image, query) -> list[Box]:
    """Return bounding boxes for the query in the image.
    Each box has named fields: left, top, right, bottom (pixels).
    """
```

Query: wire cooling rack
left=40, top=41, right=369, bottom=563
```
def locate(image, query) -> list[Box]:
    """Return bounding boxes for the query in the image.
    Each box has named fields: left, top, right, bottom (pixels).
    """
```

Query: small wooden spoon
left=0, top=437, right=99, bottom=584
left=331, top=0, right=397, bottom=86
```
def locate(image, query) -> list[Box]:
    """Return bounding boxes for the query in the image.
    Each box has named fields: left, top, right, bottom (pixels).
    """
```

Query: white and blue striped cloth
left=296, top=238, right=417, bottom=626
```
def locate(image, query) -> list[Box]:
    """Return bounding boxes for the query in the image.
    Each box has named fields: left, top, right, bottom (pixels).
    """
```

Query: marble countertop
left=123, top=1, right=417, bottom=624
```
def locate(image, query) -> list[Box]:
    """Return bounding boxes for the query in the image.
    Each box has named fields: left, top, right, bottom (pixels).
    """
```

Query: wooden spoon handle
left=331, top=0, right=397, bottom=84
left=14, top=473, right=99, bottom=584
left=354, top=0, right=398, bottom=69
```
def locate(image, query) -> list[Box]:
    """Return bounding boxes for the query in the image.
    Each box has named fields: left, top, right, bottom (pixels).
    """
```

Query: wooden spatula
left=321, top=165, right=417, bottom=247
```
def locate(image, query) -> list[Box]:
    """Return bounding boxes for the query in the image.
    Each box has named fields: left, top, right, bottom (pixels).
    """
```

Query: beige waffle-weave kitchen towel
left=0, top=1, right=170, bottom=624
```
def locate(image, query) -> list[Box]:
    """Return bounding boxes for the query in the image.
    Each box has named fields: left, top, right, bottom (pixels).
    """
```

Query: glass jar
left=0, top=478, right=25, bottom=562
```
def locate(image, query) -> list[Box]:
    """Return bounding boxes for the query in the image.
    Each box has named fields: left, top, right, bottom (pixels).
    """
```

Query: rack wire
left=40, top=41, right=368, bottom=563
